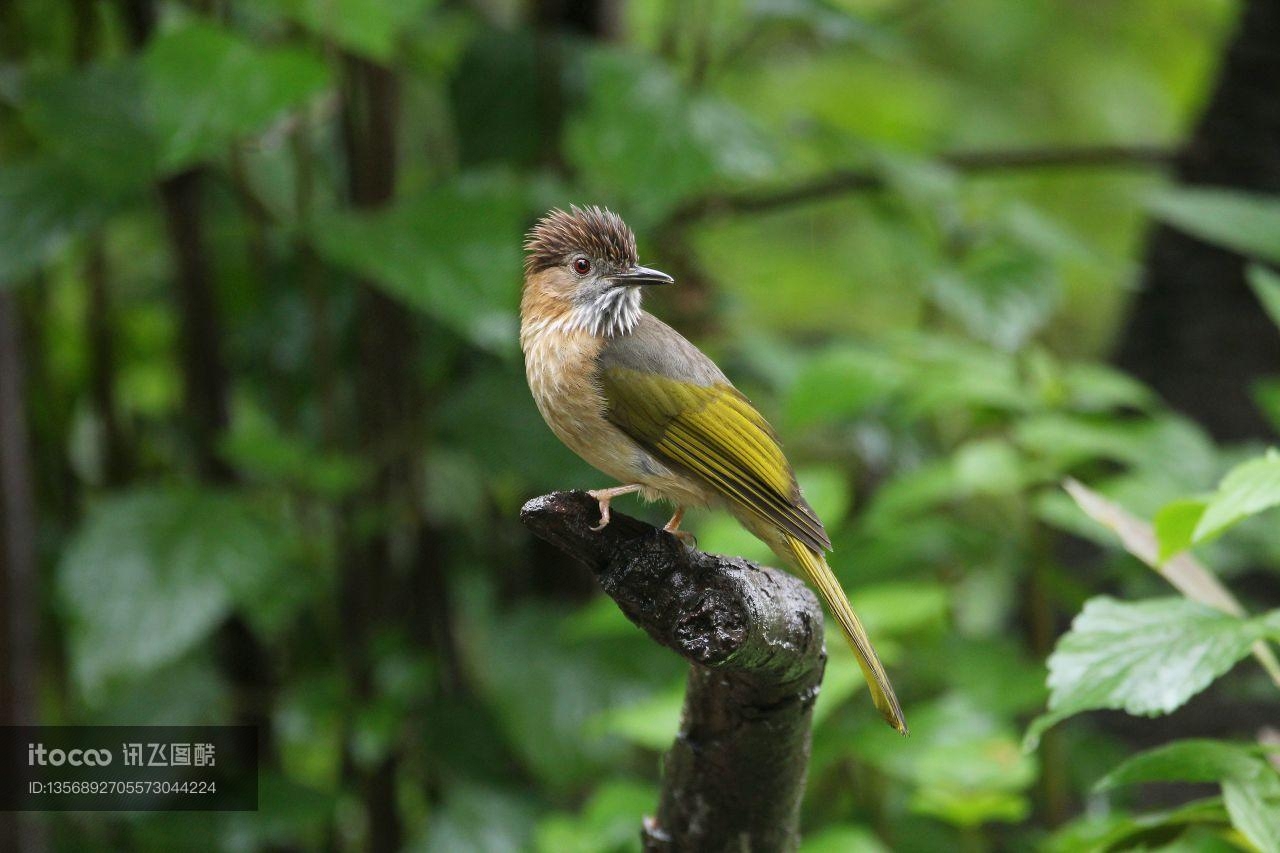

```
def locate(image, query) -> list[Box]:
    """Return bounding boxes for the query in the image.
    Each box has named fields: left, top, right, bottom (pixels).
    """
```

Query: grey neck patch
left=571, top=286, right=642, bottom=337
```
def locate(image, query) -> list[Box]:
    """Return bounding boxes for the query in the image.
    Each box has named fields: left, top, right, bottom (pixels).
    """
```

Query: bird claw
left=666, top=528, right=696, bottom=547
left=590, top=498, right=612, bottom=531
left=662, top=506, right=694, bottom=546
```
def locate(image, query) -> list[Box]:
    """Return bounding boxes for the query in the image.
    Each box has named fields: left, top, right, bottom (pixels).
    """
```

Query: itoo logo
left=27, top=743, right=113, bottom=766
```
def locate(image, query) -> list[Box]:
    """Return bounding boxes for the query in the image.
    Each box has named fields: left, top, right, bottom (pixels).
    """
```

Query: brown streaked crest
left=524, top=205, right=638, bottom=276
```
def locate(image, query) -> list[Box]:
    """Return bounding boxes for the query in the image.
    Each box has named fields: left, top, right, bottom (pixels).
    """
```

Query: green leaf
left=856, top=693, right=1036, bottom=828
left=812, top=637, right=870, bottom=727
left=784, top=345, right=905, bottom=428
left=566, top=50, right=773, bottom=224
left=309, top=175, right=525, bottom=352
left=221, top=405, right=370, bottom=498
left=1247, top=265, right=1280, bottom=332
left=900, top=335, right=1030, bottom=416
left=1061, top=479, right=1241, bottom=611
left=1013, top=414, right=1155, bottom=470
left=1193, top=451, right=1280, bottom=544
left=1153, top=497, right=1208, bottom=562
left=1024, top=598, right=1279, bottom=750
left=853, top=581, right=950, bottom=638
left=466, top=600, right=678, bottom=792
left=1045, top=799, right=1234, bottom=853
left=533, top=780, right=657, bottom=853
left=1058, top=361, right=1157, bottom=413
left=588, top=684, right=682, bottom=751
left=800, top=825, right=891, bottom=853
left=926, top=241, right=1059, bottom=352
left=1147, top=188, right=1280, bottom=265
left=1062, top=478, right=1280, bottom=690
left=58, top=489, right=286, bottom=699
left=952, top=438, right=1030, bottom=497
left=19, top=61, right=160, bottom=193
left=1096, top=740, right=1264, bottom=790
left=795, top=465, right=852, bottom=523
left=1223, top=771, right=1280, bottom=853
left=450, top=30, right=541, bottom=168
left=0, top=159, right=113, bottom=282
left=1257, top=378, right=1280, bottom=436
left=144, top=22, right=330, bottom=171
left=264, top=0, right=436, bottom=62
left=420, top=783, right=537, bottom=853
left=747, top=0, right=894, bottom=51
left=1097, top=742, right=1280, bottom=853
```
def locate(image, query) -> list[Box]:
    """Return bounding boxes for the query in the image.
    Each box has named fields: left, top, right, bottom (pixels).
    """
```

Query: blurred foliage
left=3, top=0, right=1280, bottom=851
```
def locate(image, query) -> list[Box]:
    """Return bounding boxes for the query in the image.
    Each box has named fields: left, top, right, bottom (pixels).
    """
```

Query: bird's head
left=522, top=205, right=673, bottom=337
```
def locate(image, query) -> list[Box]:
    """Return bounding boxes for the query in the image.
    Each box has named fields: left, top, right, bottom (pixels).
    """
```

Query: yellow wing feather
left=600, top=366, right=907, bottom=734
left=600, top=368, right=829, bottom=552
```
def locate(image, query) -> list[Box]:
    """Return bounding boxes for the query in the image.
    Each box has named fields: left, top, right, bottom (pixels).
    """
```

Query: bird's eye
left=572, top=257, right=592, bottom=275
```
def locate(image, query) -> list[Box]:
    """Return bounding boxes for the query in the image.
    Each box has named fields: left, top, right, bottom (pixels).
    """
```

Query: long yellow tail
left=783, top=535, right=908, bottom=735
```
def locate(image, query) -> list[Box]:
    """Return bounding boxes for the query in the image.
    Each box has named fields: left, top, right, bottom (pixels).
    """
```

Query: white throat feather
left=569, top=286, right=642, bottom=337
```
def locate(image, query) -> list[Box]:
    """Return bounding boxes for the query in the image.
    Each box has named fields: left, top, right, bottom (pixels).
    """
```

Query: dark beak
left=610, top=265, right=674, bottom=287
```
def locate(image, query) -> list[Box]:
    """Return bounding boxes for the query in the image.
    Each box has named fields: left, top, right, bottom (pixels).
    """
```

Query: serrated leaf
left=1247, top=265, right=1280, bottom=333
left=144, top=22, right=330, bottom=171
left=58, top=489, right=285, bottom=699
left=1061, top=478, right=1280, bottom=689
left=1193, top=452, right=1280, bottom=544
left=1024, top=598, right=1280, bottom=750
left=1096, top=740, right=1263, bottom=790
left=1147, top=188, right=1280, bottom=265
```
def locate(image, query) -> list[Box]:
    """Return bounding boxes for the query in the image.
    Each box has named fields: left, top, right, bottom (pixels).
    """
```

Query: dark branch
left=664, top=143, right=1176, bottom=227
left=521, top=491, right=827, bottom=852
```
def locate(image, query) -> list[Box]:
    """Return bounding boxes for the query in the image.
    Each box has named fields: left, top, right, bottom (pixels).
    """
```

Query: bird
left=520, top=205, right=906, bottom=735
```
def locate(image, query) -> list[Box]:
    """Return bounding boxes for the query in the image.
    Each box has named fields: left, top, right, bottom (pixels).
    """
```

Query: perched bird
left=520, top=205, right=906, bottom=734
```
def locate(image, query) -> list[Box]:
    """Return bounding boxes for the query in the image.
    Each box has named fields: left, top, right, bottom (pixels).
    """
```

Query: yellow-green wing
left=599, top=366, right=830, bottom=553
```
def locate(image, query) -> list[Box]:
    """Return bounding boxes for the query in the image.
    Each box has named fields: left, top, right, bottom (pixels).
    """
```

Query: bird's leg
left=663, top=506, right=685, bottom=532
left=662, top=506, right=696, bottom=546
left=587, top=484, right=644, bottom=531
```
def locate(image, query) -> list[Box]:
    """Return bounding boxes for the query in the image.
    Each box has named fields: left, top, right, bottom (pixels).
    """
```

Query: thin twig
left=664, top=143, right=1177, bottom=227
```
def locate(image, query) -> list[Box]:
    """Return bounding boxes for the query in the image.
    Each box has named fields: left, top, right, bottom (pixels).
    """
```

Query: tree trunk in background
left=0, top=294, right=49, bottom=853
left=531, top=0, right=619, bottom=167
left=0, top=3, right=49, bottom=850
left=160, top=170, right=237, bottom=483
left=118, top=0, right=278, bottom=765
left=1116, top=0, right=1280, bottom=441
left=339, top=54, right=408, bottom=853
